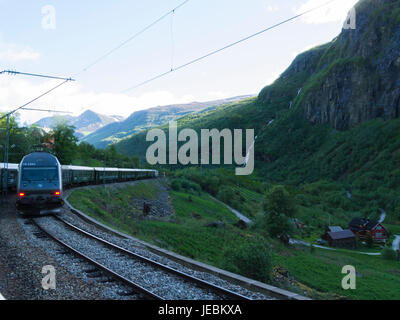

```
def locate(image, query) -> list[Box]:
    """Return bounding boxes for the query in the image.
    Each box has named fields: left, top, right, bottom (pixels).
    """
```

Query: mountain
left=81, top=95, right=254, bottom=148
left=115, top=0, right=400, bottom=153
left=258, top=0, right=400, bottom=130
left=113, top=0, right=400, bottom=212
left=35, top=110, right=124, bottom=139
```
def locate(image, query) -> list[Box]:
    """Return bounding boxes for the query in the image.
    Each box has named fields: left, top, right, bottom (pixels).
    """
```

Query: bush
left=366, top=233, right=374, bottom=248
left=382, top=247, right=398, bottom=261
left=170, top=178, right=201, bottom=194
left=217, top=186, right=235, bottom=204
left=265, top=212, right=294, bottom=242
left=171, top=179, right=182, bottom=191
left=223, top=240, right=272, bottom=283
left=263, top=185, right=297, bottom=218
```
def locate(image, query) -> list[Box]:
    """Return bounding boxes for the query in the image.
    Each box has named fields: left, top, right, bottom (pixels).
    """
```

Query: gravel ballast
left=0, top=198, right=109, bottom=300
left=57, top=206, right=274, bottom=300
left=2, top=187, right=276, bottom=300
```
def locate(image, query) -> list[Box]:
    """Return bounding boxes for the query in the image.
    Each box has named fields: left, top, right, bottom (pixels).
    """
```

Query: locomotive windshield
left=21, top=167, right=59, bottom=182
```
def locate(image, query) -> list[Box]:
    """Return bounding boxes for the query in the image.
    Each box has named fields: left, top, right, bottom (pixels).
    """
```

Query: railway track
left=30, top=218, right=161, bottom=300
left=30, top=215, right=251, bottom=301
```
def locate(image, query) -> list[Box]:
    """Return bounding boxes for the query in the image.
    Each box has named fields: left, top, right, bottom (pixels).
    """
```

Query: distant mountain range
left=81, top=95, right=254, bottom=148
left=34, top=110, right=124, bottom=140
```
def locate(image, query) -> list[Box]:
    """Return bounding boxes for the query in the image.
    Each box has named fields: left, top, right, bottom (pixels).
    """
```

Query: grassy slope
left=68, top=182, right=400, bottom=300
left=102, top=0, right=400, bottom=299
left=68, top=183, right=258, bottom=267
left=274, top=244, right=400, bottom=300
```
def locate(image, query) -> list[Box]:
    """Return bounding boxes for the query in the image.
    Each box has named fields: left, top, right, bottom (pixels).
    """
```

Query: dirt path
left=210, top=196, right=253, bottom=224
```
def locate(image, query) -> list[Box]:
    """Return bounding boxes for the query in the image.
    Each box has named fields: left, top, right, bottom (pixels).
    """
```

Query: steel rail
left=53, top=214, right=251, bottom=300
left=30, top=218, right=163, bottom=300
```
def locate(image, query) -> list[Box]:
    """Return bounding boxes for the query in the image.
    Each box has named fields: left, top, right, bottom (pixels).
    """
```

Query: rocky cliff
left=259, top=0, right=400, bottom=130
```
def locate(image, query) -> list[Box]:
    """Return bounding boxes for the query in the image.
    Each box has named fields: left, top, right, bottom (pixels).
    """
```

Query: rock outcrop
left=259, top=0, right=400, bottom=130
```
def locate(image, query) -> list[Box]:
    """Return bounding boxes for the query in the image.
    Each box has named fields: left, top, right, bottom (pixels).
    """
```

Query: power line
left=21, top=107, right=73, bottom=114
left=0, top=70, right=75, bottom=81
left=122, top=0, right=338, bottom=93
left=0, top=79, right=71, bottom=121
left=170, top=10, right=175, bottom=71
left=73, top=0, right=191, bottom=77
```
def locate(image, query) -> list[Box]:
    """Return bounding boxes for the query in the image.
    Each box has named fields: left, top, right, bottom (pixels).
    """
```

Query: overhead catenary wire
left=73, top=0, right=191, bottom=77
left=0, top=79, right=71, bottom=121
left=170, top=10, right=175, bottom=71
left=0, top=70, right=74, bottom=81
left=20, top=107, right=72, bottom=114
left=122, top=0, right=339, bottom=93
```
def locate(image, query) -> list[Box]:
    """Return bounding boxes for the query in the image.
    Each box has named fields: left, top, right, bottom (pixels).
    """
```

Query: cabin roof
left=327, top=226, right=343, bottom=232
left=350, top=218, right=380, bottom=231
left=328, top=230, right=356, bottom=240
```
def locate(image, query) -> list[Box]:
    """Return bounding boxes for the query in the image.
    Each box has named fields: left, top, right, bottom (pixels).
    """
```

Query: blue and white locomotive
left=16, top=152, right=63, bottom=209
left=7, top=151, right=158, bottom=213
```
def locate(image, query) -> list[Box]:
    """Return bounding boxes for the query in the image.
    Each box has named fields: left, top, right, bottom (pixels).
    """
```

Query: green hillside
left=113, top=0, right=400, bottom=221
left=82, top=96, right=253, bottom=149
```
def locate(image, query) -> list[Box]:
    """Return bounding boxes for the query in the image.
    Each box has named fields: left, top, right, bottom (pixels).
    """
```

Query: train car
left=0, top=163, right=19, bottom=191
left=139, top=169, right=158, bottom=179
left=94, top=167, right=119, bottom=184
left=118, top=168, right=152, bottom=181
left=16, top=152, right=63, bottom=210
left=61, top=165, right=95, bottom=187
left=118, top=168, right=137, bottom=182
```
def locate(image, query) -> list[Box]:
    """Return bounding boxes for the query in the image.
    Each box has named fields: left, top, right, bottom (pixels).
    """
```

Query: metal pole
left=2, top=114, right=10, bottom=201
left=103, top=150, right=106, bottom=187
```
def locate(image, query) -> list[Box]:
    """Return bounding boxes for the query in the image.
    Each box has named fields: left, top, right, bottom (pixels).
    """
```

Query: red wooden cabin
left=349, top=218, right=388, bottom=242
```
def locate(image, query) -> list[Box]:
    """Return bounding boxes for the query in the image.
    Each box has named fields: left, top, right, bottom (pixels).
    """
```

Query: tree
left=49, top=123, right=78, bottom=164
left=263, top=185, right=297, bottom=242
left=0, top=113, right=37, bottom=163
left=366, top=233, right=374, bottom=248
left=395, top=206, right=400, bottom=221
left=263, top=185, right=297, bottom=218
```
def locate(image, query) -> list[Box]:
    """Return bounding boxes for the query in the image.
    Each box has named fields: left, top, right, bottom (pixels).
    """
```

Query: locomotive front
left=16, top=152, right=63, bottom=210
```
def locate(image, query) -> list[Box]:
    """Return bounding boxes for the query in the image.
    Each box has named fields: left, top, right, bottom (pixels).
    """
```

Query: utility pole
left=2, top=114, right=10, bottom=200
left=0, top=70, right=74, bottom=203
left=103, top=150, right=106, bottom=187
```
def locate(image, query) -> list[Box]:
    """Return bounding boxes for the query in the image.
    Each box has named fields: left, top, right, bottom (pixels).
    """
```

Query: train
left=0, top=152, right=158, bottom=211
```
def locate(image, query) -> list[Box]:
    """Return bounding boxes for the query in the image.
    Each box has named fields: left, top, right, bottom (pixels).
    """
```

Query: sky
left=0, top=0, right=358, bottom=124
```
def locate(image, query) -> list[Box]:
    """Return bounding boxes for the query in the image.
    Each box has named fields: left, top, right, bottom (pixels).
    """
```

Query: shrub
left=170, top=178, right=201, bottom=194
left=366, top=233, right=374, bottom=248
left=217, top=186, right=236, bottom=204
left=263, top=185, right=297, bottom=218
left=170, top=179, right=182, bottom=191
left=382, top=247, right=398, bottom=261
left=265, top=212, right=294, bottom=242
left=223, top=240, right=272, bottom=283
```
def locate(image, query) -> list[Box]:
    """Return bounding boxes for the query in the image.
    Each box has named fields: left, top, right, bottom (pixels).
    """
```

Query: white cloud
left=295, top=0, right=359, bottom=25
left=0, top=78, right=207, bottom=125
left=0, top=42, right=40, bottom=62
